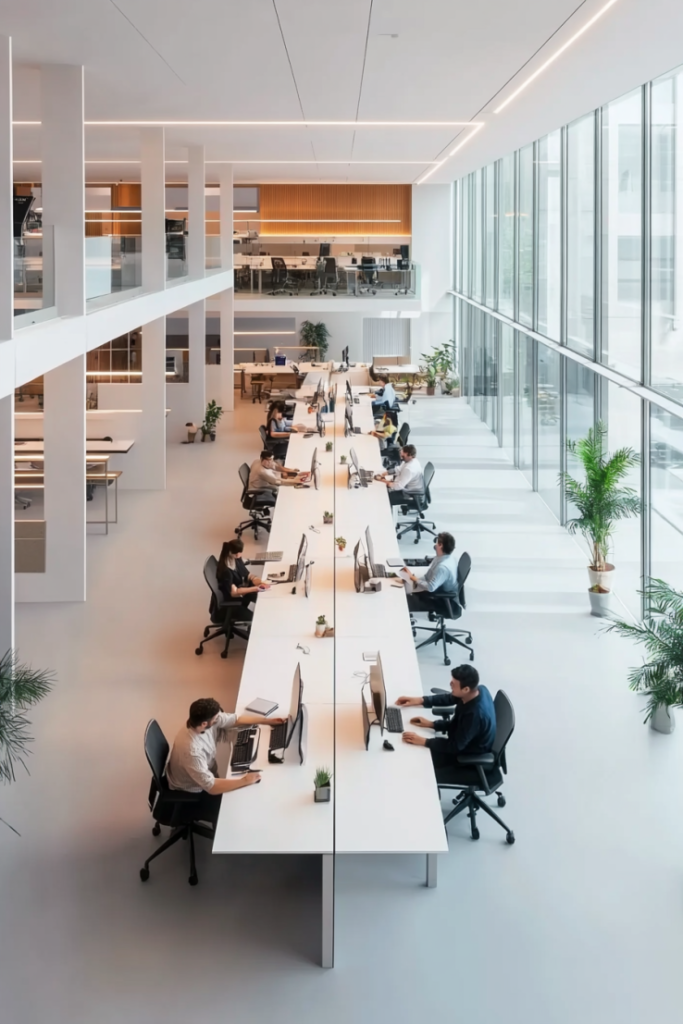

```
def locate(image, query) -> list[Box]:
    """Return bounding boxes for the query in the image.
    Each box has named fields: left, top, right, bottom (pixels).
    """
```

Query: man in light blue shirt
left=370, top=375, right=396, bottom=414
left=403, top=532, right=458, bottom=612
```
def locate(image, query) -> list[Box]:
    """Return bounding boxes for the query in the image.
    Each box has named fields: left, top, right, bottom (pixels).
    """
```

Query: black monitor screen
left=285, top=665, right=303, bottom=746
left=319, top=242, right=330, bottom=257
left=13, top=195, right=33, bottom=238
left=349, top=447, right=359, bottom=473
left=400, top=244, right=409, bottom=259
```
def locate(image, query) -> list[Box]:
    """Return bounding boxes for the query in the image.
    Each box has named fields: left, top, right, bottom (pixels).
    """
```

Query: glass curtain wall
left=498, top=153, right=515, bottom=316
left=567, top=113, right=596, bottom=356
left=472, top=170, right=483, bottom=302
left=537, top=131, right=562, bottom=340
left=500, top=324, right=515, bottom=462
left=518, top=333, right=534, bottom=486
left=485, top=165, right=496, bottom=308
left=518, top=145, right=534, bottom=326
left=537, top=345, right=561, bottom=517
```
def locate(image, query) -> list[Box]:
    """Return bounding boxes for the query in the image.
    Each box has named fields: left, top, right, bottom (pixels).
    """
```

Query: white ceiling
left=6, top=0, right=683, bottom=185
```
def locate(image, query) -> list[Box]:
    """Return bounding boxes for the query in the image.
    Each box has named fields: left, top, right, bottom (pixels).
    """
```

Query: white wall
left=410, top=184, right=454, bottom=364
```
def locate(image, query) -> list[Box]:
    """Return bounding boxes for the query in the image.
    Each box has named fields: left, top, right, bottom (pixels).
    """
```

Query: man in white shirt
left=376, top=444, right=425, bottom=506
left=166, top=698, right=286, bottom=824
left=248, top=451, right=308, bottom=491
left=370, top=375, right=397, bottom=414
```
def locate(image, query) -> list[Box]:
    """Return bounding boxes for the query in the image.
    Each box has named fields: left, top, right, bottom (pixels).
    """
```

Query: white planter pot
left=587, top=564, right=615, bottom=590
left=651, top=703, right=676, bottom=734
left=315, top=623, right=326, bottom=637
left=588, top=589, right=612, bottom=617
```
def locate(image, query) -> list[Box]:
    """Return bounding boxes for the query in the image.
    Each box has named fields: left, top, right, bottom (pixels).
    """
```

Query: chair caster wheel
left=188, top=873, right=198, bottom=886
left=428, top=612, right=436, bottom=622
left=195, top=647, right=203, bottom=655
left=497, top=795, right=506, bottom=808
left=140, top=868, right=150, bottom=882
left=444, top=657, right=451, bottom=666
left=469, top=651, right=474, bottom=661
left=506, top=832, right=515, bottom=845
left=414, top=538, right=419, bottom=545
left=471, top=828, right=480, bottom=841
left=412, top=630, right=417, bottom=638
left=466, top=636, right=472, bottom=644
left=152, top=823, right=161, bottom=836
left=203, top=627, right=210, bottom=639
left=220, top=651, right=228, bottom=659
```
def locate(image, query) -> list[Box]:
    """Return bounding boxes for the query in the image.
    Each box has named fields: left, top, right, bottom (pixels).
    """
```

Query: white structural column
left=41, top=64, right=85, bottom=316
left=141, top=128, right=165, bottom=293
left=187, top=299, right=206, bottom=424
left=0, top=39, right=13, bottom=648
left=187, top=145, right=205, bottom=279
left=219, top=165, right=234, bottom=410
left=410, top=183, right=453, bottom=364
left=140, top=316, right=166, bottom=490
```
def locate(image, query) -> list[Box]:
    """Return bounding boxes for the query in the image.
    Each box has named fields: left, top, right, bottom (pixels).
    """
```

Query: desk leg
left=321, top=853, right=334, bottom=968
left=426, top=853, right=438, bottom=888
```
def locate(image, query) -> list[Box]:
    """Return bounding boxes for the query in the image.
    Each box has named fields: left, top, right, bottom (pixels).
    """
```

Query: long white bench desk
left=213, top=381, right=447, bottom=968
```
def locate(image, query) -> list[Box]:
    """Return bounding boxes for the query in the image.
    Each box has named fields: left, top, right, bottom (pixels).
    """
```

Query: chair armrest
left=432, top=707, right=455, bottom=719
left=456, top=753, right=495, bottom=766
left=167, top=789, right=202, bottom=805
left=430, top=687, right=449, bottom=694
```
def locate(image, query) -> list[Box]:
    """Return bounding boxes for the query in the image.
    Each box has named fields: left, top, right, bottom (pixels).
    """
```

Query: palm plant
left=606, top=579, right=683, bottom=723
left=0, top=649, right=54, bottom=834
left=560, top=422, right=640, bottom=572
left=300, top=320, right=331, bottom=360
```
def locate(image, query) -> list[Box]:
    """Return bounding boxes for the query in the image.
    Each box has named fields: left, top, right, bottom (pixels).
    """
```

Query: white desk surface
left=15, top=439, right=136, bottom=455
left=373, top=363, right=421, bottom=376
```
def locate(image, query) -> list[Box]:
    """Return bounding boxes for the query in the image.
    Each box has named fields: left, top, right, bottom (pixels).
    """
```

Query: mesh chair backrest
left=144, top=719, right=169, bottom=787
left=397, top=422, right=410, bottom=446
left=271, top=257, right=286, bottom=270
left=238, top=462, right=250, bottom=499
left=423, top=461, right=435, bottom=504
left=492, top=690, right=515, bottom=766
left=203, top=555, right=224, bottom=612
left=258, top=425, right=268, bottom=447
left=361, top=256, right=374, bottom=265
left=457, top=551, right=471, bottom=609
left=325, top=257, right=336, bottom=274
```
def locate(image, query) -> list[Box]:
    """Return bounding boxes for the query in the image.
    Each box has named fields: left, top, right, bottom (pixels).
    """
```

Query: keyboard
left=268, top=720, right=289, bottom=751
left=255, top=550, right=284, bottom=561
left=384, top=707, right=404, bottom=733
left=230, top=726, right=259, bottom=767
left=370, top=562, right=387, bottom=578
left=403, top=557, right=431, bottom=567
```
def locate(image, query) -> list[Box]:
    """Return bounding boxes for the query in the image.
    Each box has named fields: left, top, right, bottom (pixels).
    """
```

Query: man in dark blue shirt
left=397, top=665, right=496, bottom=783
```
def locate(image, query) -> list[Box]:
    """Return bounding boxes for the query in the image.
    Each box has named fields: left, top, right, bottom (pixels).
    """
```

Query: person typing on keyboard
left=396, top=666, right=496, bottom=784
left=166, top=698, right=287, bottom=824
left=375, top=444, right=424, bottom=505
left=402, top=532, right=457, bottom=611
left=248, top=451, right=309, bottom=491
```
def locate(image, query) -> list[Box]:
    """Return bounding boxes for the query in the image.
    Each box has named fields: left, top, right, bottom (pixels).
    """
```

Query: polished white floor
left=3, top=396, right=683, bottom=1024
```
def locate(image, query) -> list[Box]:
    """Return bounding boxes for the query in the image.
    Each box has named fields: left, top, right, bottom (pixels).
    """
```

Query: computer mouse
left=383, top=740, right=394, bottom=751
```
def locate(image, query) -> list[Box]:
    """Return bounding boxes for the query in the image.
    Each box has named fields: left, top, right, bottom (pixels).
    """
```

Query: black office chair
left=412, top=553, right=473, bottom=664
left=236, top=462, right=275, bottom=540
left=395, top=461, right=437, bottom=543
left=383, top=421, right=411, bottom=470
left=139, top=719, right=215, bottom=886
left=259, top=423, right=287, bottom=462
left=311, top=257, right=338, bottom=296
left=431, top=690, right=515, bottom=844
left=195, top=555, right=251, bottom=659
left=269, top=256, right=300, bottom=296
left=359, top=255, right=379, bottom=294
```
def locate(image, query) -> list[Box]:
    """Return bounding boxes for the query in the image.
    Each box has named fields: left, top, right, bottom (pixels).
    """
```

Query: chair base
left=441, top=786, right=515, bottom=844
left=195, top=619, right=250, bottom=659
left=414, top=618, right=474, bottom=665
left=140, top=820, right=215, bottom=885
left=396, top=514, right=437, bottom=543
left=235, top=512, right=272, bottom=540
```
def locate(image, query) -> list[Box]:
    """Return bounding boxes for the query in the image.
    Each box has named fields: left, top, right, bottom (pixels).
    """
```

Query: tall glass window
left=602, top=89, right=642, bottom=380
left=461, top=177, right=471, bottom=297
left=566, top=359, right=595, bottom=477
left=651, top=69, right=682, bottom=401
left=602, top=379, right=642, bottom=617
left=472, top=170, right=483, bottom=302
left=537, top=131, right=562, bottom=340
left=500, top=324, right=515, bottom=462
left=567, top=113, right=596, bottom=356
left=518, top=333, right=534, bottom=485
left=498, top=154, right=515, bottom=316
left=482, top=314, right=498, bottom=433
left=651, top=404, right=683, bottom=591
left=485, top=165, right=496, bottom=308
left=518, top=144, right=534, bottom=326
left=537, top=344, right=561, bottom=517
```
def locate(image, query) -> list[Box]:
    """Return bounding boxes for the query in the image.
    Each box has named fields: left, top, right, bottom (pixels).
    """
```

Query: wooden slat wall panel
left=260, top=185, right=411, bottom=236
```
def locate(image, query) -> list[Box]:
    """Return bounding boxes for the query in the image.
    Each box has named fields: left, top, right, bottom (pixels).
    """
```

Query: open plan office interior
left=2, top=3, right=683, bottom=1023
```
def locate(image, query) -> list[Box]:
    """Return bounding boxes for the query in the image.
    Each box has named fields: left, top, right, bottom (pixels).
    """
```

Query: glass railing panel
left=233, top=257, right=419, bottom=297
left=13, top=225, right=56, bottom=325
left=166, top=228, right=188, bottom=281
left=85, top=233, right=142, bottom=303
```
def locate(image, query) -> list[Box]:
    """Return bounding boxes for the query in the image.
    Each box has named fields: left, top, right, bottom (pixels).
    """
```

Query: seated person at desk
left=370, top=375, right=396, bottom=413
left=267, top=400, right=302, bottom=441
left=375, top=444, right=424, bottom=506
left=402, top=532, right=457, bottom=611
left=216, top=539, right=269, bottom=604
left=166, top=698, right=286, bottom=823
left=368, top=411, right=398, bottom=449
left=397, top=665, right=496, bottom=783
left=248, top=450, right=309, bottom=491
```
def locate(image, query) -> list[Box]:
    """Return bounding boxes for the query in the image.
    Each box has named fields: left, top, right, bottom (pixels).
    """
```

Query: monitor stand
left=283, top=704, right=308, bottom=765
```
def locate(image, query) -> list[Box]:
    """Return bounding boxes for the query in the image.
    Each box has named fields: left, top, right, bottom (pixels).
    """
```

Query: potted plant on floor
left=313, top=766, right=332, bottom=802
left=560, top=422, right=640, bottom=617
left=315, top=615, right=327, bottom=638
left=300, top=320, right=331, bottom=362
left=606, top=579, right=683, bottom=733
left=201, top=400, right=224, bottom=442
left=420, top=343, right=455, bottom=396
left=0, top=649, right=54, bottom=835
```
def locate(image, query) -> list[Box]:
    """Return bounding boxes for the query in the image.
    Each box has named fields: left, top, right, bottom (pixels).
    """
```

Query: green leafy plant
left=300, top=320, right=331, bottom=360
left=605, top=579, right=683, bottom=722
left=420, top=342, right=455, bottom=391
left=340, top=455, right=347, bottom=463
left=335, top=536, right=346, bottom=549
left=0, top=649, right=54, bottom=835
left=316, top=615, right=327, bottom=626
left=560, top=422, right=640, bottom=572
left=323, top=511, right=333, bottom=521
left=201, top=399, right=224, bottom=438
left=442, top=375, right=460, bottom=395
left=325, top=441, right=333, bottom=452
left=314, top=766, right=333, bottom=788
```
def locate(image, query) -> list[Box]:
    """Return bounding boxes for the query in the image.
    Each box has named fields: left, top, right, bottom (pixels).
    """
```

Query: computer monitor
left=346, top=379, right=353, bottom=406
left=353, top=538, right=369, bottom=593
left=296, top=533, right=308, bottom=582
left=13, top=195, right=33, bottom=238
left=284, top=663, right=304, bottom=747
left=365, top=526, right=376, bottom=573
left=344, top=405, right=353, bottom=437
left=316, top=408, right=325, bottom=437
left=369, top=653, right=387, bottom=735
left=349, top=447, right=360, bottom=475
left=319, top=242, right=331, bottom=257
left=361, top=688, right=372, bottom=750
left=400, top=244, right=410, bottom=260
left=304, top=561, right=313, bottom=598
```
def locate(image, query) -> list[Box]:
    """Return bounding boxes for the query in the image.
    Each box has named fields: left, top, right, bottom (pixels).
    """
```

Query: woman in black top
left=216, top=539, right=269, bottom=604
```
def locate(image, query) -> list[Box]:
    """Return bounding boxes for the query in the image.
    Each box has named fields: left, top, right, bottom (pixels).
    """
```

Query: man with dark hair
left=166, top=698, right=285, bottom=823
left=248, top=450, right=307, bottom=491
left=397, top=665, right=496, bottom=781
left=370, top=374, right=396, bottom=414
left=402, top=531, right=458, bottom=611
left=376, top=444, right=424, bottom=506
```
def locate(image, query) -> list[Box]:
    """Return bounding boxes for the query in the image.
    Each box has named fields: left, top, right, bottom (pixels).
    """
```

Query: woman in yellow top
left=369, top=412, right=398, bottom=449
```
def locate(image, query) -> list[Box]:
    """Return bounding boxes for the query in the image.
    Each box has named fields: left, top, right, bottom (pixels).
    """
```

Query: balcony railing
left=234, top=257, right=418, bottom=299
left=13, top=226, right=56, bottom=325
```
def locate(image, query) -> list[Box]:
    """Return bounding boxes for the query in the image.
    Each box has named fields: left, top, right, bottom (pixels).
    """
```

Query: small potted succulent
left=323, top=511, right=333, bottom=525
left=340, top=454, right=347, bottom=465
left=325, top=441, right=333, bottom=452
left=335, top=536, right=346, bottom=553
left=313, top=766, right=332, bottom=802
left=315, top=614, right=327, bottom=638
